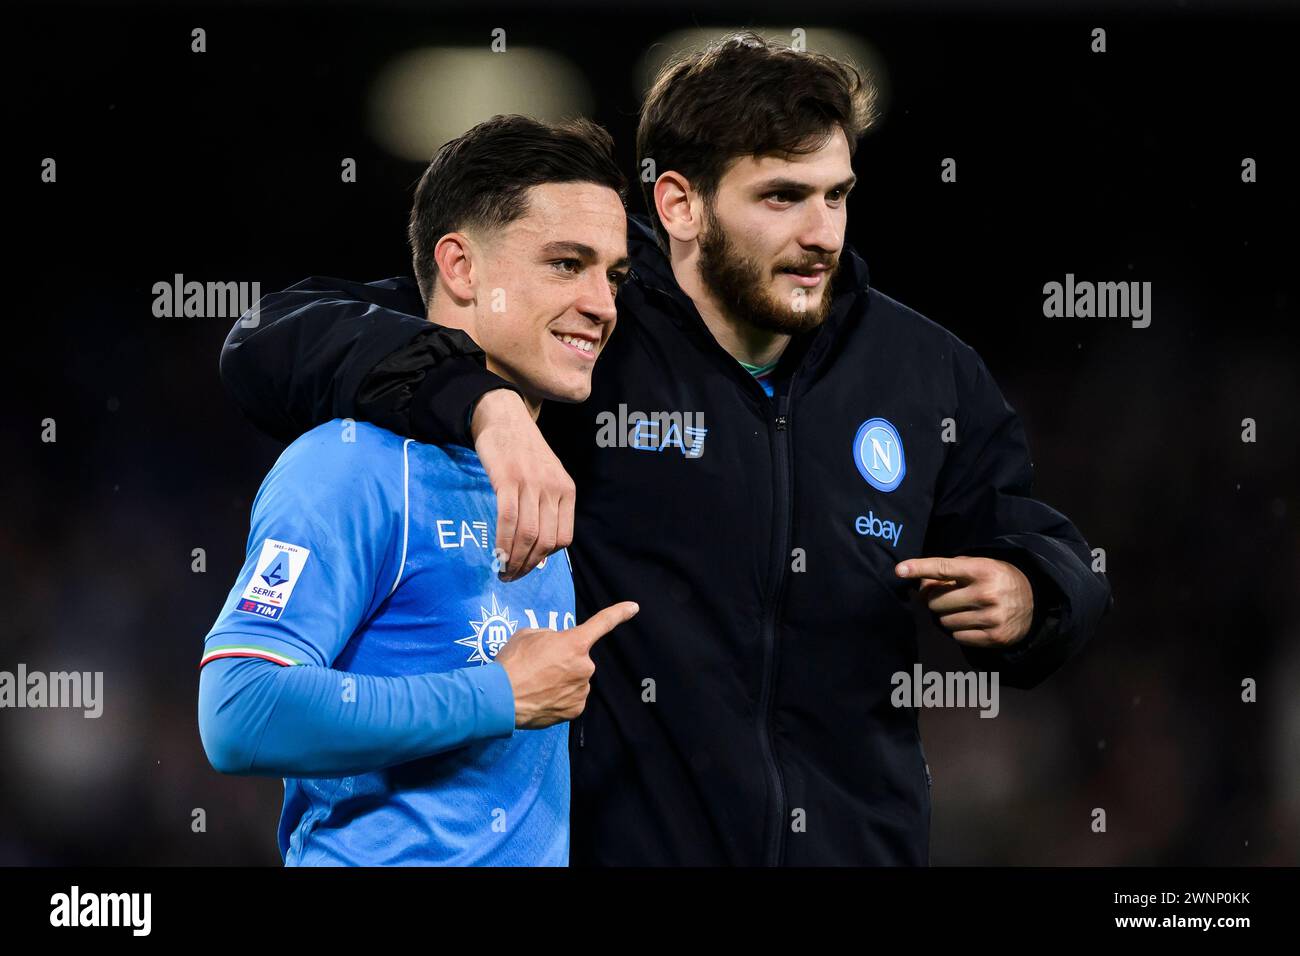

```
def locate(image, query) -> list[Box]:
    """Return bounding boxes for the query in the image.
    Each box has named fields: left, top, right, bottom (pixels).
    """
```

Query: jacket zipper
left=918, top=735, right=932, bottom=866
left=644, top=278, right=800, bottom=864
left=758, top=389, right=795, bottom=866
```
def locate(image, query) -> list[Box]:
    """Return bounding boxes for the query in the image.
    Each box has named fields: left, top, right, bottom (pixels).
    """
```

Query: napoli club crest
left=853, top=418, right=905, bottom=492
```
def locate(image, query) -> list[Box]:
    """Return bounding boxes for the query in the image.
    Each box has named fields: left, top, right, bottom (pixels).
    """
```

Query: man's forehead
left=722, top=128, right=853, bottom=185
left=503, top=182, right=627, bottom=258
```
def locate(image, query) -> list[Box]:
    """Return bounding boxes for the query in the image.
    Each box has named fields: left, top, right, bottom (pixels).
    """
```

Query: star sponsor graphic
left=455, top=594, right=519, bottom=664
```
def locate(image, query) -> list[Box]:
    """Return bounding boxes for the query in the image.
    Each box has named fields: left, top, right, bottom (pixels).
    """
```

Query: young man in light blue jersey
left=197, top=114, right=637, bottom=866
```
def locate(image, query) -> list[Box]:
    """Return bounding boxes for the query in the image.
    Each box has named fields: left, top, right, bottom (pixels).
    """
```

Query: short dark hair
left=636, top=32, right=878, bottom=250
left=408, top=114, right=627, bottom=303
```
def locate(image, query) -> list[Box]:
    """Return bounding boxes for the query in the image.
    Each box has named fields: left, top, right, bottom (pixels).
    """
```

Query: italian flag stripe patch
left=200, top=645, right=301, bottom=668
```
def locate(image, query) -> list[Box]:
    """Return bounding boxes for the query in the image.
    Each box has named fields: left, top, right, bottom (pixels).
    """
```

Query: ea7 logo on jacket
left=595, top=404, right=708, bottom=458
left=854, top=418, right=906, bottom=492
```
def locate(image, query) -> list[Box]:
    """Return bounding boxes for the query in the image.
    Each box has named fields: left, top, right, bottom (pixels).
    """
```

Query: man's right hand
left=494, top=602, right=639, bottom=729
left=471, top=389, right=577, bottom=582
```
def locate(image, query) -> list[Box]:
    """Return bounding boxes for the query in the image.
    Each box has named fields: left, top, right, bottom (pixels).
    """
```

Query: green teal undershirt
left=738, top=357, right=779, bottom=397
left=738, top=358, right=779, bottom=377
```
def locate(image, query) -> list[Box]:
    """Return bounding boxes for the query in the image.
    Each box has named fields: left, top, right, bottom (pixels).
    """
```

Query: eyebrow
left=539, top=240, right=630, bottom=270
left=752, top=174, right=858, bottom=196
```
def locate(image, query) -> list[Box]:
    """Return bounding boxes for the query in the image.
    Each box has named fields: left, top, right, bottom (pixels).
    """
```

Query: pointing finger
left=573, top=601, right=640, bottom=650
left=896, top=556, right=975, bottom=584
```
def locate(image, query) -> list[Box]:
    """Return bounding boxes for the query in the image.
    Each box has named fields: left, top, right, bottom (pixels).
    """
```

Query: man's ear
left=654, top=172, right=703, bottom=243
left=432, top=232, right=477, bottom=303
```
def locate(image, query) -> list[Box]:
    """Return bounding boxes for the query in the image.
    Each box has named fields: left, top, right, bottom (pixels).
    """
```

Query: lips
left=779, top=262, right=833, bottom=287
left=781, top=268, right=826, bottom=288
left=551, top=331, right=599, bottom=358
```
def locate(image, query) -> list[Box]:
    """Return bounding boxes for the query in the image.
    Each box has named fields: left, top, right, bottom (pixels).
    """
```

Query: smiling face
left=697, top=127, right=855, bottom=334
left=469, top=181, right=629, bottom=404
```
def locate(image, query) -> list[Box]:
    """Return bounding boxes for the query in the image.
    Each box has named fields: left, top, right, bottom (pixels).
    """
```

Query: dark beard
left=696, top=204, right=837, bottom=335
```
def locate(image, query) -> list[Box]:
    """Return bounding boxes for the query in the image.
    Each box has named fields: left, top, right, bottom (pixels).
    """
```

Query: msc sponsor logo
left=456, top=594, right=575, bottom=664
left=853, top=417, right=905, bottom=492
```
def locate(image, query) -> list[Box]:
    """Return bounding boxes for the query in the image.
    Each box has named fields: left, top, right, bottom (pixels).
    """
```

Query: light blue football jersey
left=202, top=420, right=575, bottom=865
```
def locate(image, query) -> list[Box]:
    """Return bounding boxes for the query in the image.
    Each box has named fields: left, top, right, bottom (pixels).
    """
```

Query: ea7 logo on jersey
left=854, top=418, right=906, bottom=493
left=436, top=519, right=490, bottom=550
left=237, top=539, right=310, bottom=620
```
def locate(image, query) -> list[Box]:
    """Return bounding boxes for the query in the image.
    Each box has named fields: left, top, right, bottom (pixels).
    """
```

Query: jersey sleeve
left=197, top=655, right=516, bottom=777
left=201, top=422, right=401, bottom=670
left=197, top=423, right=518, bottom=778
left=922, top=346, right=1113, bottom=688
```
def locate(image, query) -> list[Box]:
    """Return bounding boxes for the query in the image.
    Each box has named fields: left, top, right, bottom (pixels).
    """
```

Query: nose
left=576, top=269, right=619, bottom=328
left=798, top=198, right=843, bottom=256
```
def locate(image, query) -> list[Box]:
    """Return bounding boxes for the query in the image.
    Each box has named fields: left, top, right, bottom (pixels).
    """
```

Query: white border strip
left=388, top=438, right=413, bottom=596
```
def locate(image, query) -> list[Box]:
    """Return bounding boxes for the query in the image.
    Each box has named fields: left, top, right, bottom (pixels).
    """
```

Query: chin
left=776, top=282, right=836, bottom=324
left=748, top=303, right=825, bottom=335
left=541, top=377, right=593, bottom=404
left=776, top=282, right=827, bottom=308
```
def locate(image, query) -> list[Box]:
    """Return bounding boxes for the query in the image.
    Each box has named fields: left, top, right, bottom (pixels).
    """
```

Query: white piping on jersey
left=388, top=438, right=413, bottom=596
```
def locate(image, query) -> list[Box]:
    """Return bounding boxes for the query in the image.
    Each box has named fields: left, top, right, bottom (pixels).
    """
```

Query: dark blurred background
left=2, top=1, right=1296, bottom=865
